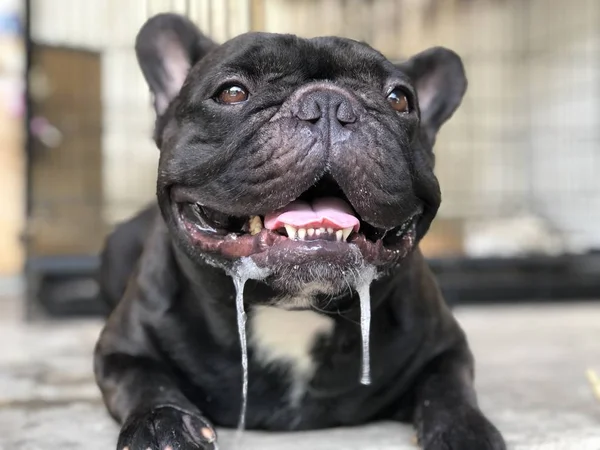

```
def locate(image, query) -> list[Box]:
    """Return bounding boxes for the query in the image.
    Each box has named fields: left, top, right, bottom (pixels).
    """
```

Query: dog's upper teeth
left=317, top=228, right=326, bottom=235
left=307, top=228, right=315, bottom=237
left=284, top=225, right=297, bottom=239
left=335, top=230, right=343, bottom=241
left=297, top=228, right=307, bottom=240
left=342, top=227, right=352, bottom=241
left=249, top=215, right=263, bottom=235
left=327, top=227, right=334, bottom=234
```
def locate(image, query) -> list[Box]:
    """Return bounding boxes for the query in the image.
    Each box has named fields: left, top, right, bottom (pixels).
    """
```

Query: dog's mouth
left=172, top=177, right=420, bottom=266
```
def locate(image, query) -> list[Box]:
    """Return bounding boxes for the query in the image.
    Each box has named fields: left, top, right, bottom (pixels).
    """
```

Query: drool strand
left=232, top=275, right=249, bottom=435
left=355, top=265, right=377, bottom=386
left=358, top=284, right=371, bottom=385
left=228, top=258, right=271, bottom=444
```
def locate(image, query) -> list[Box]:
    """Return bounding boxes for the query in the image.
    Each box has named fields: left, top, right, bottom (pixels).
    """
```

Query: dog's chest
left=249, top=305, right=335, bottom=403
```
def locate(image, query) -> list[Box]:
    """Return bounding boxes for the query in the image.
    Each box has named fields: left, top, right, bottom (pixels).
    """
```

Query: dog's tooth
left=249, top=215, right=263, bottom=235
left=342, top=227, right=353, bottom=241
left=327, top=227, right=334, bottom=234
left=335, top=230, right=343, bottom=241
left=307, top=228, right=315, bottom=236
left=284, top=225, right=297, bottom=239
left=318, top=227, right=326, bottom=235
left=298, top=228, right=307, bottom=240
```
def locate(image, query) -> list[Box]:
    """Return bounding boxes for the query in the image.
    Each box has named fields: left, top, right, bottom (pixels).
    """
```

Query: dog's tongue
left=264, top=197, right=360, bottom=231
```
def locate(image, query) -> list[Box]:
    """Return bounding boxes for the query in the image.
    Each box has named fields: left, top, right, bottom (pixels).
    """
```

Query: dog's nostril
left=336, top=101, right=356, bottom=126
left=336, top=107, right=356, bottom=126
left=296, top=90, right=356, bottom=128
left=296, top=100, right=322, bottom=123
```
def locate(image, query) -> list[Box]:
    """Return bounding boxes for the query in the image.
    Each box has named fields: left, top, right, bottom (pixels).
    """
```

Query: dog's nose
left=295, top=90, right=357, bottom=130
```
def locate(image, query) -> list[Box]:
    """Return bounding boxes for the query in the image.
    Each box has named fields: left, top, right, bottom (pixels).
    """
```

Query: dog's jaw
left=168, top=174, right=421, bottom=293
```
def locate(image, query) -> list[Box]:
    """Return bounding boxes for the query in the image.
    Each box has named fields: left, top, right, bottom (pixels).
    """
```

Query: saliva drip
left=232, top=275, right=249, bottom=434
left=228, top=258, right=271, bottom=440
left=354, top=265, right=377, bottom=385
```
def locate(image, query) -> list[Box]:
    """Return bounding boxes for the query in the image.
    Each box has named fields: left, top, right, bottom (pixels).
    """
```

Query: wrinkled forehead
left=192, top=32, right=399, bottom=87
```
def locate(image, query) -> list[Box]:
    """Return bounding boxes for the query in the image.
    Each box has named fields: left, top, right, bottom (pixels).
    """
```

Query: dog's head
left=136, top=14, right=467, bottom=300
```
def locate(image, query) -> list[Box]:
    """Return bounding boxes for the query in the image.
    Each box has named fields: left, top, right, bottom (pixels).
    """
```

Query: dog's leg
left=413, top=344, right=506, bottom=450
left=96, top=342, right=217, bottom=450
left=95, top=221, right=218, bottom=450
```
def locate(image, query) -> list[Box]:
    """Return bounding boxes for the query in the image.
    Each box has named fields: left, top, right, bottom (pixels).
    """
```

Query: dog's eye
left=217, top=85, right=248, bottom=105
left=386, top=89, right=409, bottom=113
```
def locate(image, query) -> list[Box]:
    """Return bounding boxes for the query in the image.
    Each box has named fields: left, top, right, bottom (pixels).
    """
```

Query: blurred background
left=1, top=0, right=599, bottom=317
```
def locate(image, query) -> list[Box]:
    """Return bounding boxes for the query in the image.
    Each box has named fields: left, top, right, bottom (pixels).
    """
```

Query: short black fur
left=95, top=13, right=505, bottom=450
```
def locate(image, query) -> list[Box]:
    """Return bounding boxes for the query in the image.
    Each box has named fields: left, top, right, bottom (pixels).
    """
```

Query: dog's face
left=136, top=14, right=467, bottom=299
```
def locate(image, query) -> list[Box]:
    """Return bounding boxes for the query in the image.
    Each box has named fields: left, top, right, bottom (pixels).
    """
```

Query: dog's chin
left=166, top=177, right=421, bottom=293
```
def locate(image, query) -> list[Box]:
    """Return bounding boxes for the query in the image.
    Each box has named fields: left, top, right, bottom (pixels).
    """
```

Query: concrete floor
left=0, top=295, right=599, bottom=450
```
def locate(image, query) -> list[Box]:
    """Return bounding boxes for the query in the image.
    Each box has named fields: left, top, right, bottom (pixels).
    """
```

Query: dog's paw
left=117, top=406, right=218, bottom=450
left=419, top=406, right=505, bottom=450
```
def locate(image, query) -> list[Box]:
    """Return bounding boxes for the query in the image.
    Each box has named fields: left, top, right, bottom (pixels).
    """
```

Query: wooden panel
left=0, top=43, right=24, bottom=274
left=28, top=46, right=105, bottom=256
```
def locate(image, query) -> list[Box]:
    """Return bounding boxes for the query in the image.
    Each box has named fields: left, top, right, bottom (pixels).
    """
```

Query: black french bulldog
left=95, top=13, right=505, bottom=450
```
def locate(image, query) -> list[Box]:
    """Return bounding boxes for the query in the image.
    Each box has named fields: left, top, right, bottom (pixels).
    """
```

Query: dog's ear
left=136, top=13, right=217, bottom=115
left=398, top=47, right=467, bottom=145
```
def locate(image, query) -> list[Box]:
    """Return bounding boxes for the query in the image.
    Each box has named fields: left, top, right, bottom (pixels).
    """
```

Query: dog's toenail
left=164, top=446, right=173, bottom=450
left=122, top=447, right=129, bottom=450
left=201, top=426, right=215, bottom=442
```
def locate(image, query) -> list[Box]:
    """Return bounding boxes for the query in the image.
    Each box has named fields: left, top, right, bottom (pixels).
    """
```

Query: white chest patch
left=249, top=305, right=335, bottom=403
